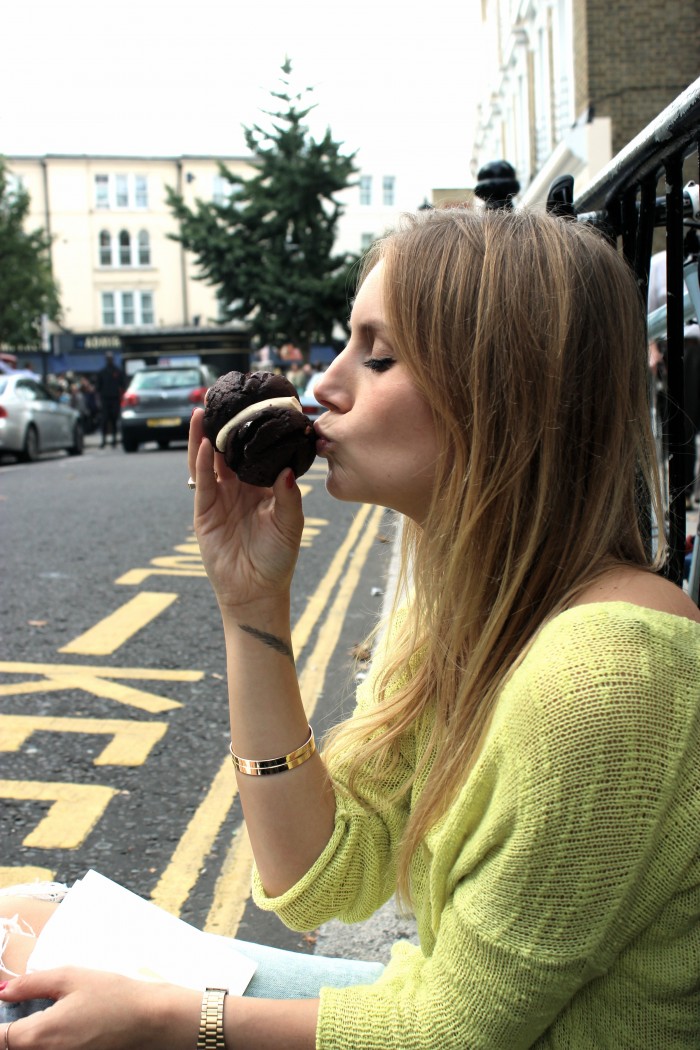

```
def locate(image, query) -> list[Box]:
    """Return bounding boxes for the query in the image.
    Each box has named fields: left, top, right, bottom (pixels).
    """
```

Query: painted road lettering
left=0, top=780, right=118, bottom=849
left=0, top=715, right=168, bottom=766
left=0, top=663, right=195, bottom=713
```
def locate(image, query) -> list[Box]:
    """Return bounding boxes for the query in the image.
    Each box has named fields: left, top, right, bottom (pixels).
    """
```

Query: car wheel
left=157, top=438, right=170, bottom=450
left=68, top=422, right=84, bottom=456
left=122, top=435, right=139, bottom=453
left=20, top=426, right=40, bottom=463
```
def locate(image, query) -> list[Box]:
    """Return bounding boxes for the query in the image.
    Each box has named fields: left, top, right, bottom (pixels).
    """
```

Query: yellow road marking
left=0, top=780, right=118, bottom=849
left=149, top=759, right=237, bottom=912
left=116, top=568, right=207, bottom=584
left=293, top=504, right=372, bottom=654
left=0, top=714, right=168, bottom=766
left=0, top=866, right=56, bottom=889
left=150, top=555, right=206, bottom=570
left=0, top=662, right=202, bottom=713
left=59, top=593, right=178, bottom=656
left=151, top=503, right=375, bottom=917
left=200, top=824, right=254, bottom=935
left=204, top=504, right=384, bottom=935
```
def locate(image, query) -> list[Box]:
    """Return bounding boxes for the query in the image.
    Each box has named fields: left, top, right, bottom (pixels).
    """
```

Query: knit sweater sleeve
left=257, top=606, right=700, bottom=1049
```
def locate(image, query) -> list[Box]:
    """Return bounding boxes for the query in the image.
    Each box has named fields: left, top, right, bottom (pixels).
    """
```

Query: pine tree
left=0, top=159, right=61, bottom=348
left=167, top=60, right=359, bottom=353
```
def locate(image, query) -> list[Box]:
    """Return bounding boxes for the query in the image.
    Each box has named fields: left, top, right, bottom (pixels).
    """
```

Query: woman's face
left=313, top=262, right=439, bottom=523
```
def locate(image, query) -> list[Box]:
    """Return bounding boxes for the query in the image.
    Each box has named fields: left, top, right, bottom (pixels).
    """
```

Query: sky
left=1, top=0, right=487, bottom=192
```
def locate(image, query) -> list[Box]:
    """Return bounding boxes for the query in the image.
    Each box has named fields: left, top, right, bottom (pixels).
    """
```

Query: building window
left=360, top=232, right=375, bottom=251
left=99, top=230, right=112, bottom=266
left=141, top=292, right=154, bottom=324
left=115, top=175, right=129, bottom=208
left=121, top=292, right=135, bottom=325
left=93, top=173, right=149, bottom=209
left=95, top=175, right=109, bottom=208
left=137, top=230, right=151, bottom=266
left=101, top=292, right=116, bottom=326
left=359, top=174, right=372, bottom=205
left=134, top=175, right=148, bottom=208
left=382, top=176, right=395, bottom=206
left=101, top=290, right=155, bottom=327
left=119, top=230, right=132, bottom=266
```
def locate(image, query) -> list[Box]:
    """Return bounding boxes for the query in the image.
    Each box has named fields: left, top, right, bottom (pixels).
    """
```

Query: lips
left=313, top=422, right=331, bottom=454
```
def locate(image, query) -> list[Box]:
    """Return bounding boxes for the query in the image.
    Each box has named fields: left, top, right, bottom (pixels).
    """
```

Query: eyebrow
left=347, top=313, right=391, bottom=338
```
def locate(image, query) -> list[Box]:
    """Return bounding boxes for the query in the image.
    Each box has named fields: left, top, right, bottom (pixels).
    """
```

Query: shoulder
left=495, top=588, right=700, bottom=757
left=571, top=566, right=700, bottom=624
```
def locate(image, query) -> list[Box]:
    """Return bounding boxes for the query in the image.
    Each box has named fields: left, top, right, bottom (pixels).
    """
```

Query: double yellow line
left=150, top=503, right=385, bottom=933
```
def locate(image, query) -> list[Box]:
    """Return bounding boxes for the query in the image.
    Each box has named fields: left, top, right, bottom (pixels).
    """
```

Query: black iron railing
left=528, top=81, right=700, bottom=598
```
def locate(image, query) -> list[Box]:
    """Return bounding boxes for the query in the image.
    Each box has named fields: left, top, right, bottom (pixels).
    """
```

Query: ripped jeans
left=0, top=882, right=385, bottom=1023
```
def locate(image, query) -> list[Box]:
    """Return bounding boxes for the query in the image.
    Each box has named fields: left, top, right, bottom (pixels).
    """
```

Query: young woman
left=2, top=208, right=699, bottom=1049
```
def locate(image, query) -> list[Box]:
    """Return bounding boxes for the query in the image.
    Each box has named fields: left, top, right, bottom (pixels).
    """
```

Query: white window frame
left=134, top=175, right=148, bottom=208
left=359, top=174, right=372, bottom=206
left=118, top=230, right=132, bottom=266
left=382, top=176, right=395, bottom=206
left=137, top=230, right=151, bottom=266
left=93, top=174, right=150, bottom=210
left=101, top=290, right=156, bottom=327
left=98, top=230, right=113, bottom=266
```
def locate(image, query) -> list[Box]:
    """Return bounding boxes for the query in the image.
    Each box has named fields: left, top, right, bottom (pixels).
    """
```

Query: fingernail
left=285, top=470, right=296, bottom=489
left=0, top=981, right=8, bottom=991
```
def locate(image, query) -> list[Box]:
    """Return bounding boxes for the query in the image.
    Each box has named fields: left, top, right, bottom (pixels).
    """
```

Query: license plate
left=147, top=418, right=180, bottom=428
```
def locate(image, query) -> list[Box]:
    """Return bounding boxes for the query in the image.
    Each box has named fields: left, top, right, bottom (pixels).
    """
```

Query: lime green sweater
left=253, top=603, right=700, bottom=1048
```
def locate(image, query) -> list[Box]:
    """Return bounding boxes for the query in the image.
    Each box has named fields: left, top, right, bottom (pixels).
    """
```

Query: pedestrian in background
left=95, top=352, right=125, bottom=449
left=2, top=209, right=699, bottom=1049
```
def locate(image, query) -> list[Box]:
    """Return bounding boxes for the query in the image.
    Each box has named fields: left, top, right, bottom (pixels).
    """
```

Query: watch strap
left=197, top=986, right=228, bottom=1049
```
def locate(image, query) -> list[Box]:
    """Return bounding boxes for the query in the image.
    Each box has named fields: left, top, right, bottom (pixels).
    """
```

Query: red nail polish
left=0, top=981, right=8, bottom=991
left=286, top=470, right=295, bottom=489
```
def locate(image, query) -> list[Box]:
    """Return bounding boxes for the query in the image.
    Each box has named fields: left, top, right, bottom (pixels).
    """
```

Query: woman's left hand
left=0, top=967, right=200, bottom=1049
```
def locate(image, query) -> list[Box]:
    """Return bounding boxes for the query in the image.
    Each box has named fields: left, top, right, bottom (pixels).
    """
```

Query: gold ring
left=4, top=1020, right=15, bottom=1050
left=187, top=477, right=196, bottom=490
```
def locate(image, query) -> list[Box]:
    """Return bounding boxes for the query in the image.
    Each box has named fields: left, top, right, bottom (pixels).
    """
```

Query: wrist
left=219, top=593, right=291, bottom=629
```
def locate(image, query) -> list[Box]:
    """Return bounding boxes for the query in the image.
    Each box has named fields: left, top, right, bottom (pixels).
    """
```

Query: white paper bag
left=27, top=870, right=257, bottom=995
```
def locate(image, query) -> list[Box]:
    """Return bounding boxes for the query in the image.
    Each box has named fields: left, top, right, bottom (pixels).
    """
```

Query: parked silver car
left=0, top=373, right=84, bottom=461
left=120, top=364, right=218, bottom=452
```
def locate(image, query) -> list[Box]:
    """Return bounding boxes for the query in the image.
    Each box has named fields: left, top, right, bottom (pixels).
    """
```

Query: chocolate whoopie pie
left=202, top=370, right=316, bottom=486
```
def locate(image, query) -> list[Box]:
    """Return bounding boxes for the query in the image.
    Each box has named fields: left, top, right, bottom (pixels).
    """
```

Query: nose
left=313, top=351, right=346, bottom=412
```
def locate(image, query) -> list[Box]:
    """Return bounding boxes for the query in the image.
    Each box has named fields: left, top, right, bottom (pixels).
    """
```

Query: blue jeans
left=0, top=938, right=385, bottom=1022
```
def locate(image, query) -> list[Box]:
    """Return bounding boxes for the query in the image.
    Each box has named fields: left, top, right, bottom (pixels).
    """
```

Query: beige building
left=6, top=153, right=424, bottom=373
left=6, top=154, right=257, bottom=373
left=6, top=152, right=432, bottom=373
left=470, top=0, right=698, bottom=204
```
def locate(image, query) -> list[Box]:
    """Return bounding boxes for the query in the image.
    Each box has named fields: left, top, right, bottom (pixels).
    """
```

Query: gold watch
left=196, top=987, right=228, bottom=1049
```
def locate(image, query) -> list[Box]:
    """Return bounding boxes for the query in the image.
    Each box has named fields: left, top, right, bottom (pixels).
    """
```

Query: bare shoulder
left=572, top=566, right=700, bottom=625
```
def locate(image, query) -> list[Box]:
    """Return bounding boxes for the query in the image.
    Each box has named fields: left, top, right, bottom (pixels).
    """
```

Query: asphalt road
left=0, top=435, right=395, bottom=956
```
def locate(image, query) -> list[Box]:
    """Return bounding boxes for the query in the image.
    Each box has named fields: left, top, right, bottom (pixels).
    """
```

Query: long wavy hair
left=323, top=207, right=665, bottom=905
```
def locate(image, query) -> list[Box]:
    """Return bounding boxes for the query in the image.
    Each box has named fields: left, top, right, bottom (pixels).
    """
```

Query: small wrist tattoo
left=239, top=623, right=295, bottom=663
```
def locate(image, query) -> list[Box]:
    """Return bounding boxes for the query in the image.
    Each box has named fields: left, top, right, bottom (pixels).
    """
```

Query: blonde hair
left=324, top=207, right=665, bottom=905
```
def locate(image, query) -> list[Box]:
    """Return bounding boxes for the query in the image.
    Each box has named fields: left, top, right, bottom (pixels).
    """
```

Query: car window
left=16, top=379, right=50, bottom=402
left=132, top=369, right=201, bottom=390
left=0, top=379, right=7, bottom=396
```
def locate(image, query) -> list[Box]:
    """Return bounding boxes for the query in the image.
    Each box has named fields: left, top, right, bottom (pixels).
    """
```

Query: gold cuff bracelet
left=229, top=725, right=316, bottom=776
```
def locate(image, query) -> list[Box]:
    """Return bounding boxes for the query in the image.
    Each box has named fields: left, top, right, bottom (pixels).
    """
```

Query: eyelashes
left=363, top=357, right=395, bottom=373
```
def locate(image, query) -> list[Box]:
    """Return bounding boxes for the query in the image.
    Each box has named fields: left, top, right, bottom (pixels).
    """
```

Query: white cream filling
left=215, top=395, right=303, bottom=452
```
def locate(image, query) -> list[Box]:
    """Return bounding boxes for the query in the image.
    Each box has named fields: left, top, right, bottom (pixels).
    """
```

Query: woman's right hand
left=187, top=408, right=305, bottom=612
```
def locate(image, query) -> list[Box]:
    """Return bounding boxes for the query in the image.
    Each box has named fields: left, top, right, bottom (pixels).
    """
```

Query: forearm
left=222, top=995, right=319, bottom=1050
left=221, top=598, right=336, bottom=897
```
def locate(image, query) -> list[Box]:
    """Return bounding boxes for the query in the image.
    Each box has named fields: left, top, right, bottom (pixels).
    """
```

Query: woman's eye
left=363, top=357, right=395, bottom=373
